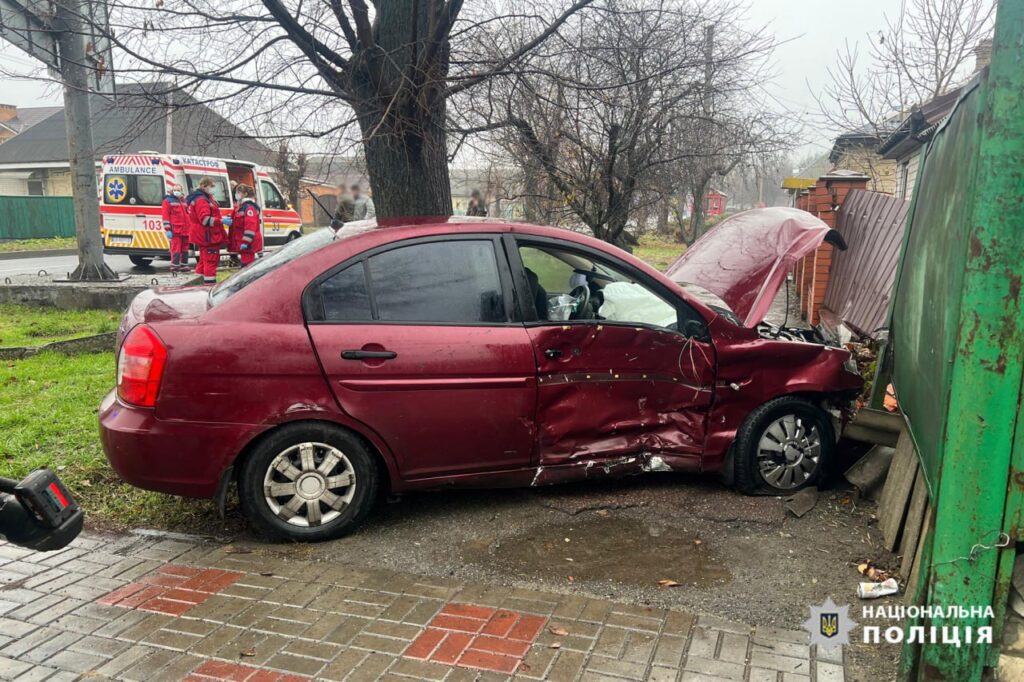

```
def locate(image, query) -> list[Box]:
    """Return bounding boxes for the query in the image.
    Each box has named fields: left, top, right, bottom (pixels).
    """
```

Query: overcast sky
left=0, top=0, right=899, bottom=157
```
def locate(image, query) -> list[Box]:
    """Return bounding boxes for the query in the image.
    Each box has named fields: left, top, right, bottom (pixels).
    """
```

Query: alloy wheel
left=756, top=414, right=822, bottom=490
left=263, top=442, right=356, bottom=527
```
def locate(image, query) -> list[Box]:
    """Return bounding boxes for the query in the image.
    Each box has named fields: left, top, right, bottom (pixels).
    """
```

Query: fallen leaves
left=857, top=560, right=892, bottom=582
left=658, top=579, right=681, bottom=588
left=549, top=626, right=569, bottom=637
left=239, top=648, right=256, bottom=658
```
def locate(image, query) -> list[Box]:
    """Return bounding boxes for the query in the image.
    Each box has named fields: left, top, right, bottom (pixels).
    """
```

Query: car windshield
left=210, top=226, right=364, bottom=305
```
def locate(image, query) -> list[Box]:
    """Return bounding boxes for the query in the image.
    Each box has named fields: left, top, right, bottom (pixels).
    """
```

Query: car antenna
left=306, top=189, right=335, bottom=226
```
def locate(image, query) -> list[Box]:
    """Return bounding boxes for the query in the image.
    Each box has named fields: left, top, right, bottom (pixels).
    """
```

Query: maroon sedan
left=100, top=210, right=862, bottom=541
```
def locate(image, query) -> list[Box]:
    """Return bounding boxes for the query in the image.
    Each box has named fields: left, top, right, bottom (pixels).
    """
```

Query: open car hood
left=664, top=207, right=846, bottom=327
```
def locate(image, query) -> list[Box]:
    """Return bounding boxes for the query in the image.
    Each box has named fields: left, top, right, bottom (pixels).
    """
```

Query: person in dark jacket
left=466, top=189, right=487, bottom=217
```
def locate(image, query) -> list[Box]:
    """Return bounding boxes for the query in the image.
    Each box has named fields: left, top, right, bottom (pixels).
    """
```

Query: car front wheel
left=734, top=396, right=835, bottom=494
left=238, top=423, right=378, bottom=541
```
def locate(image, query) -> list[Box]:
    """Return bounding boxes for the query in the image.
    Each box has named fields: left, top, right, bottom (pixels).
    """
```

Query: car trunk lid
left=117, top=287, right=211, bottom=347
left=664, top=207, right=846, bottom=327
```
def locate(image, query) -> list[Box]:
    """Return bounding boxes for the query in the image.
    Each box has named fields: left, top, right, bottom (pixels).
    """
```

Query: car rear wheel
left=734, top=396, right=834, bottom=495
left=238, top=423, right=378, bottom=541
left=129, top=255, right=153, bottom=267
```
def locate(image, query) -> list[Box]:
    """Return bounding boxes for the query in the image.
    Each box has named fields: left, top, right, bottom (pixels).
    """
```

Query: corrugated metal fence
left=0, top=196, right=76, bottom=239
left=822, top=189, right=910, bottom=336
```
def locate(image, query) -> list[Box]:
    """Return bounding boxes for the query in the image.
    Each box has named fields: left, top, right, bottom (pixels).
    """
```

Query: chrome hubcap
left=756, top=414, right=821, bottom=489
left=263, top=442, right=356, bottom=527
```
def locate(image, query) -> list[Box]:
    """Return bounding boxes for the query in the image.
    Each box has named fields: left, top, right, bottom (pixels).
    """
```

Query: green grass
left=0, top=352, right=226, bottom=531
left=635, top=233, right=685, bottom=272
left=0, top=304, right=121, bottom=348
left=0, top=237, right=77, bottom=253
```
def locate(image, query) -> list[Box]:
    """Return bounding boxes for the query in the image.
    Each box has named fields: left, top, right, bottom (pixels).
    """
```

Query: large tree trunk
left=351, top=0, right=453, bottom=219
left=359, top=111, right=453, bottom=218
left=687, top=177, right=710, bottom=242
left=656, top=196, right=671, bottom=235
left=59, top=2, right=118, bottom=281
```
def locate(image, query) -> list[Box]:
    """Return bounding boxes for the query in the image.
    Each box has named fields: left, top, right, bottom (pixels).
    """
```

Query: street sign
left=0, top=0, right=114, bottom=93
left=0, top=0, right=58, bottom=69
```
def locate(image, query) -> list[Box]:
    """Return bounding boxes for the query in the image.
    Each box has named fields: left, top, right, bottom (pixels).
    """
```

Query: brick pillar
left=797, top=174, right=868, bottom=324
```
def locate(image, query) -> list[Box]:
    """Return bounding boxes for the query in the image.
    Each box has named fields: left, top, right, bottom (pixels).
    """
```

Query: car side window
left=518, top=243, right=683, bottom=330
left=320, top=262, right=372, bottom=321
left=367, top=241, right=506, bottom=323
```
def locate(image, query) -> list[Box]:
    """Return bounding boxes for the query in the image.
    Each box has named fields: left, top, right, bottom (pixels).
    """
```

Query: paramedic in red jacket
left=161, top=184, right=190, bottom=272
left=187, top=176, right=230, bottom=284
left=229, top=184, right=263, bottom=266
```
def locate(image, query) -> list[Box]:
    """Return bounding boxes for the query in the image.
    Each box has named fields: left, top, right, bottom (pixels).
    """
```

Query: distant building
left=827, top=127, right=898, bottom=195
left=0, top=83, right=275, bottom=196
left=704, top=189, right=727, bottom=217
left=878, top=86, right=967, bottom=201
left=0, top=104, right=62, bottom=145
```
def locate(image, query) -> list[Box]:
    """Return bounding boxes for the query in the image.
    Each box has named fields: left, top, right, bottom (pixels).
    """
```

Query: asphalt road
left=0, top=252, right=165, bottom=278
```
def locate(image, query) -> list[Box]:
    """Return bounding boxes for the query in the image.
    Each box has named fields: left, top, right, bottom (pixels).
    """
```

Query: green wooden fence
left=0, top=196, right=76, bottom=239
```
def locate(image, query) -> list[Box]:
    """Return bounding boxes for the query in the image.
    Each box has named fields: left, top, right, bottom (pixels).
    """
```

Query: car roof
left=210, top=216, right=719, bottom=327
left=332, top=216, right=613, bottom=250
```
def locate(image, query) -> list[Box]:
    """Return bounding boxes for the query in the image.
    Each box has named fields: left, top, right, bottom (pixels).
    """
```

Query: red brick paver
left=97, top=563, right=243, bottom=615
left=185, top=660, right=308, bottom=681
left=404, top=602, right=547, bottom=674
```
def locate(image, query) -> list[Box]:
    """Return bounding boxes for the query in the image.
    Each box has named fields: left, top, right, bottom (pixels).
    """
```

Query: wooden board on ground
left=905, top=508, right=932, bottom=605
left=879, top=429, right=918, bottom=551
left=899, top=468, right=929, bottom=579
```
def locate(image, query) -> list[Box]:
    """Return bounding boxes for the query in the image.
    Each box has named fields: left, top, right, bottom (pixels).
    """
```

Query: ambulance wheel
left=129, top=256, right=153, bottom=267
left=238, top=423, right=378, bottom=542
left=287, top=231, right=302, bottom=242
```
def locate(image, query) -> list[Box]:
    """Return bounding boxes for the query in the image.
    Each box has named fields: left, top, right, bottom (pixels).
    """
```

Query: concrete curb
left=0, top=332, right=117, bottom=360
left=0, top=248, right=78, bottom=260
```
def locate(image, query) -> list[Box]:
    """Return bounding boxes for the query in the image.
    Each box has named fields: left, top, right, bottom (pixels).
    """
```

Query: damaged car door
left=305, top=236, right=537, bottom=479
left=509, top=238, right=716, bottom=482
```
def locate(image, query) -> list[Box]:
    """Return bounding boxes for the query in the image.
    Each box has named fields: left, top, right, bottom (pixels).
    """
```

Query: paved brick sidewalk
left=0, top=532, right=844, bottom=681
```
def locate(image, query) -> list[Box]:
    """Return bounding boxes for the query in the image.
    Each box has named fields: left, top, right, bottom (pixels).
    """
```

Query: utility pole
left=165, top=87, right=173, bottom=153
left=55, top=0, right=116, bottom=280
left=0, top=0, right=118, bottom=280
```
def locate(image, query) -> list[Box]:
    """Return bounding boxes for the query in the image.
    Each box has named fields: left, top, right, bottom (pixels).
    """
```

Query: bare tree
left=819, top=0, right=995, bottom=138
left=455, top=0, right=781, bottom=248
left=77, top=0, right=599, bottom=218
left=274, top=142, right=308, bottom=207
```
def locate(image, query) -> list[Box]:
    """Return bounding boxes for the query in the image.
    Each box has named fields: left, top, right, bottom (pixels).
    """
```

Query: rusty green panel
left=889, top=80, right=983, bottom=495
left=889, top=0, right=1024, bottom=679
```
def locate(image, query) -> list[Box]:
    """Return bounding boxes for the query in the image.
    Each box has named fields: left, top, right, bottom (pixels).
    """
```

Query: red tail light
left=117, top=325, right=167, bottom=407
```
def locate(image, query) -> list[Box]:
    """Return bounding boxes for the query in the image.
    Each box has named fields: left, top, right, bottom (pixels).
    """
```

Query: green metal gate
left=884, top=0, right=1024, bottom=678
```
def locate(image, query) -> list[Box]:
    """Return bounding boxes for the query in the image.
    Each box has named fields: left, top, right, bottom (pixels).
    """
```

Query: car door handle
left=341, top=349, right=397, bottom=360
left=544, top=348, right=562, bottom=359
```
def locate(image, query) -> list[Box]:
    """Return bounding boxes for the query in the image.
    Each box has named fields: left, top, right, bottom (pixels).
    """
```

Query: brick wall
left=793, top=173, right=868, bottom=324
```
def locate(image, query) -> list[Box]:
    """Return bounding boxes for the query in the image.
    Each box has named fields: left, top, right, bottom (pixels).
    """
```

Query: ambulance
left=99, top=153, right=304, bottom=266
